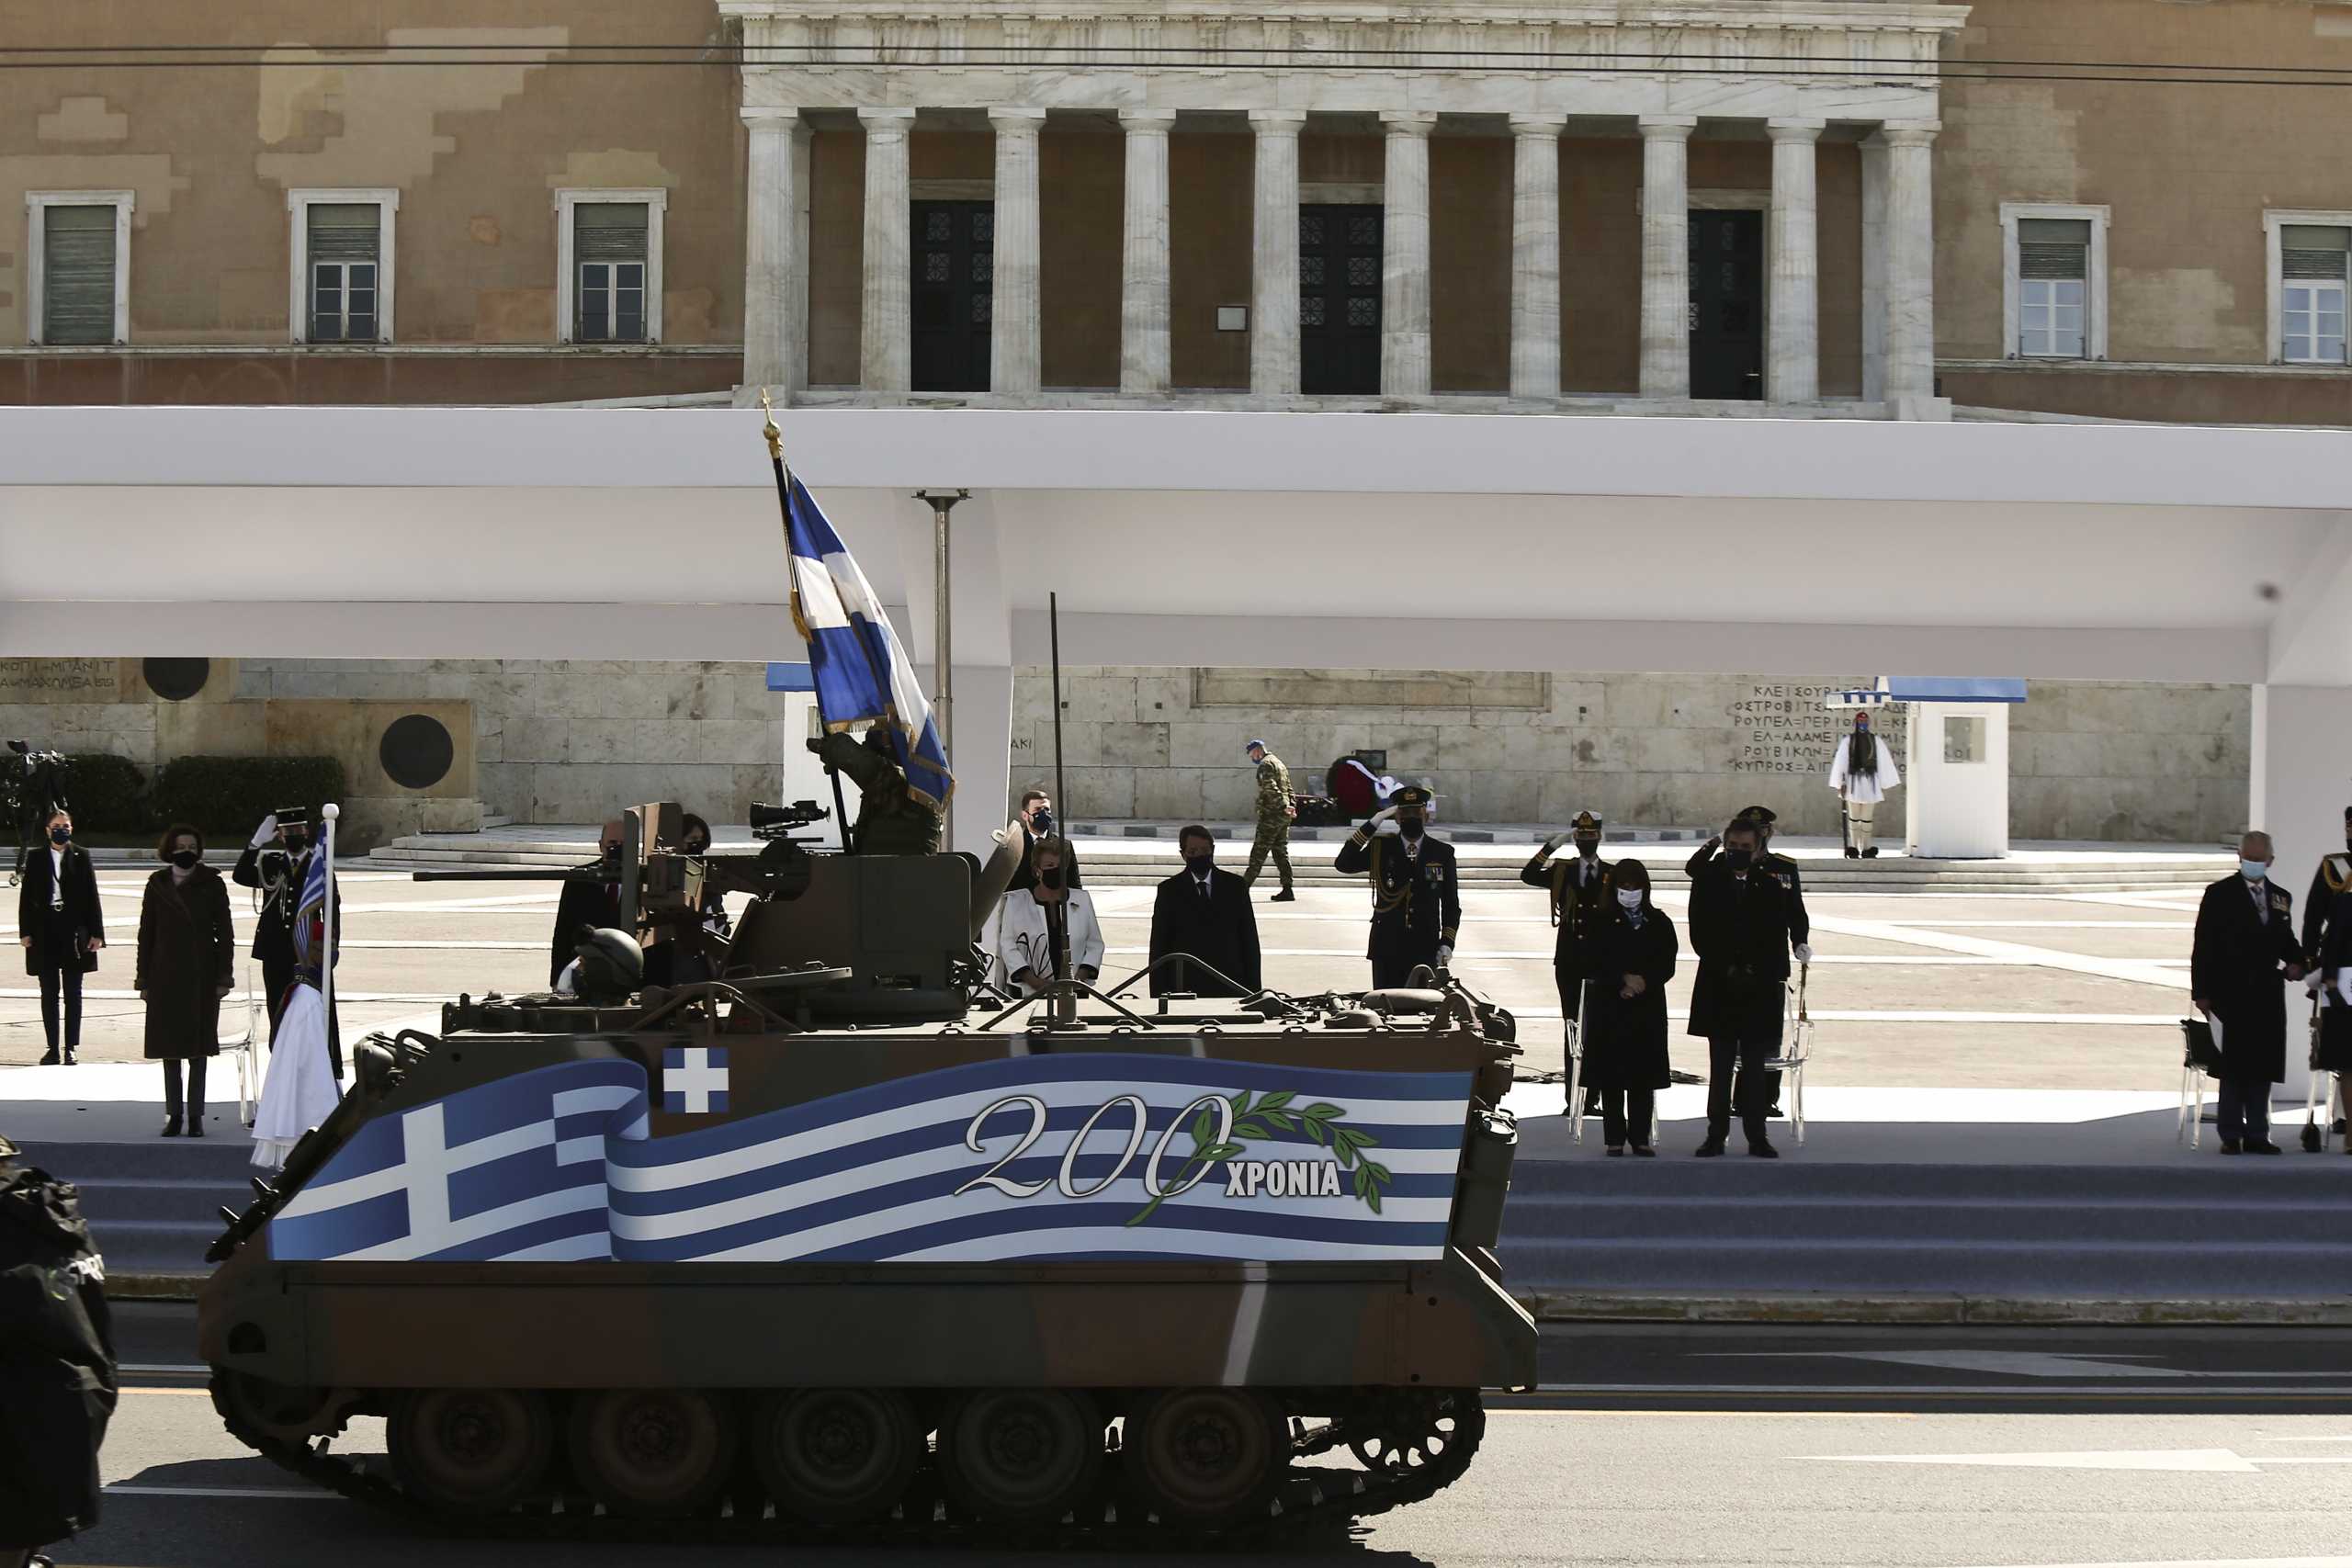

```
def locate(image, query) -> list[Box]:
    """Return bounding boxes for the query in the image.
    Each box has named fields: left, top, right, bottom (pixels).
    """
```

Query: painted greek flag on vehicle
left=268, top=1055, right=1474, bottom=1264
left=784, top=471, right=953, bottom=808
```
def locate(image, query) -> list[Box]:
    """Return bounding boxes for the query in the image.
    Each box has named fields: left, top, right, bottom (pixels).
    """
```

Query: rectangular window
left=2016, top=217, right=2089, bottom=359
left=40, top=203, right=119, bottom=345
left=574, top=203, right=650, bottom=343
left=2280, top=223, right=2349, bottom=365
left=306, top=202, right=382, bottom=343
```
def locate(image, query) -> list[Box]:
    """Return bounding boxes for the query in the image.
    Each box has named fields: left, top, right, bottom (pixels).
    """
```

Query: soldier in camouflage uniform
left=1242, top=739, right=1296, bottom=902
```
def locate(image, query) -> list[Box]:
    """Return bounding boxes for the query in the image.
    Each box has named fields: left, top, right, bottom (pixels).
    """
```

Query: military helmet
left=571, top=927, right=644, bottom=1005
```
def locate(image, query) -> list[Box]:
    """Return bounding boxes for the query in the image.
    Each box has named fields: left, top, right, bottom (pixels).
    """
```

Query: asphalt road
left=58, top=1307, right=2352, bottom=1568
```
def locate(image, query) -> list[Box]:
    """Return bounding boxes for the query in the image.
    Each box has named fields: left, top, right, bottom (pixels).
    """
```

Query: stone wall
left=1009, top=668, right=2252, bottom=844
left=5, top=657, right=2253, bottom=844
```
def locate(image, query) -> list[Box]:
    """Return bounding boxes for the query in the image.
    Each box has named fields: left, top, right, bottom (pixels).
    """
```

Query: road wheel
left=1125, top=1387, right=1283, bottom=1526
left=938, top=1389, right=1103, bottom=1526
left=752, top=1387, right=922, bottom=1528
left=568, top=1388, right=735, bottom=1518
left=388, top=1388, right=555, bottom=1515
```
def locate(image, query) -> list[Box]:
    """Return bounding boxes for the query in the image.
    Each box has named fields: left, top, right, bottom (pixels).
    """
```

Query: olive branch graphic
left=1125, top=1089, right=1394, bottom=1227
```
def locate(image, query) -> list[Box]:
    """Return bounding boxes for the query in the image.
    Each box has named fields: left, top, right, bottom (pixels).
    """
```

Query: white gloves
left=1542, top=831, right=1570, bottom=853
left=249, top=813, right=279, bottom=850
left=1793, top=943, right=1814, bottom=964
left=2309, top=970, right=2328, bottom=994
left=1369, top=806, right=1400, bottom=826
left=1435, top=944, right=1453, bottom=968
left=1373, top=820, right=1402, bottom=838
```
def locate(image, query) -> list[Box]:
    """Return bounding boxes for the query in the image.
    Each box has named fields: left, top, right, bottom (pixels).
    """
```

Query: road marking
left=1815, top=1447, right=2352, bottom=1473
left=120, top=1361, right=209, bottom=1374
left=106, top=1483, right=336, bottom=1499
left=1491, top=1406, right=1916, bottom=1418
left=1944, top=1559, right=2352, bottom=1567
left=120, top=1386, right=218, bottom=1398
left=1705, top=1350, right=2352, bottom=1382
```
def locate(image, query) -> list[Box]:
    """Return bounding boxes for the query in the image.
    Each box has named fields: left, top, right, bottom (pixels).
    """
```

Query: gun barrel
left=411, top=868, right=608, bottom=883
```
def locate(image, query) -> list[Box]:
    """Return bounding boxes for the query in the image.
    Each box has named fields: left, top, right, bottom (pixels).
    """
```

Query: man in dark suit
left=1148, top=825, right=1261, bottom=997
left=1334, top=785, right=1460, bottom=989
left=550, top=819, right=628, bottom=989
left=2191, top=830, right=2306, bottom=1155
left=1686, top=818, right=1802, bottom=1157
left=17, top=808, right=103, bottom=1065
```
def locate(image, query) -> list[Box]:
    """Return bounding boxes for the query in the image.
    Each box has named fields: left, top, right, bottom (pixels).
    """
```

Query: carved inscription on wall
left=1194, top=669, right=1549, bottom=710
left=1726, top=681, right=1907, bottom=776
left=0, top=659, right=127, bottom=705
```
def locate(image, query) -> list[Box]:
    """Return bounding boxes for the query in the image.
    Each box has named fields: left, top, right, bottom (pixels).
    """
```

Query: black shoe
left=2219, top=1139, right=2242, bottom=1155
left=1767, top=1103, right=1784, bottom=1118
left=2246, top=1139, right=2282, bottom=1155
left=1631, top=1145, right=1657, bottom=1157
left=1843, top=847, right=1860, bottom=859
left=1861, top=847, right=1880, bottom=859
left=1270, top=890, right=1296, bottom=903
left=1694, top=1137, right=1726, bottom=1157
left=162, top=1116, right=182, bottom=1138
left=2334, top=1118, right=2346, bottom=1135
left=188, top=1116, right=206, bottom=1139
left=62, top=1048, right=76, bottom=1065
left=1749, top=1140, right=1781, bottom=1158
left=1605, top=1145, right=1624, bottom=1157
left=39, top=1048, right=60, bottom=1066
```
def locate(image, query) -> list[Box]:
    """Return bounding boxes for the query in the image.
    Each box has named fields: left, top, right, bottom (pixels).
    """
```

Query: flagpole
left=319, top=802, right=337, bottom=1044
left=1049, top=591, right=1076, bottom=1025
left=763, top=389, right=858, bottom=854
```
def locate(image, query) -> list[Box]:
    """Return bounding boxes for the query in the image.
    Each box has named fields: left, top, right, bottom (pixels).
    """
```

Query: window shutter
left=2283, top=224, right=2351, bottom=282
left=2016, top=217, right=2089, bottom=282
left=307, top=203, right=381, bottom=262
left=576, top=202, right=650, bottom=263
left=41, top=204, right=117, bottom=344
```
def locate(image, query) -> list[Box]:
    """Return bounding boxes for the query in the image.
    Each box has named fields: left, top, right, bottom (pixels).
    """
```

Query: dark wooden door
left=911, top=199, right=993, bottom=393
left=1688, top=209, right=1764, bottom=400
left=1300, top=204, right=1382, bottom=396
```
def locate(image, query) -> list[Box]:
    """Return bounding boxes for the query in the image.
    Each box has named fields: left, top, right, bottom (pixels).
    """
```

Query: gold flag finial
left=759, top=386, right=783, bottom=462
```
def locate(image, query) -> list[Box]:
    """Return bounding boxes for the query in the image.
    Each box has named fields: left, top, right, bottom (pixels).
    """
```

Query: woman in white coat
left=1826, top=710, right=1903, bottom=859
left=995, top=836, right=1104, bottom=996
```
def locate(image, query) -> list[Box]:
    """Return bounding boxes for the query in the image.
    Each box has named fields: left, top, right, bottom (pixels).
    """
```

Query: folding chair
left=224, top=962, right=266, bottom=1128
left=2177, top=1016, right=2224, bottom=1148
left=1763, top=964, right=1814, bottom=1146
left=1564, top=978, right=1589, bottom=1144
left=2299, top=994, right=2338, bottom=1153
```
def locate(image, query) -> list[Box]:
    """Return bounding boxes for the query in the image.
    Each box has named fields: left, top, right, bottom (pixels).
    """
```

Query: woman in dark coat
left=1579, top=858, right=1679, bottom=1156
left=135, top=825, right=235, bottom=1138
left=2322, top=888, right=2352, bottom=1119
left=17, top=807, right=103, bottom=1066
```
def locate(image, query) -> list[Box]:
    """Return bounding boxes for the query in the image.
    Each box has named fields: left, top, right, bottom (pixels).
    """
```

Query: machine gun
left=5, top=740, right=71, bottom=885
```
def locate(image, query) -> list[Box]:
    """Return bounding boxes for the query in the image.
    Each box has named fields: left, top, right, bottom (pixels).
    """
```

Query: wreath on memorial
left=1125, top=1089, right=1394, bottom=1226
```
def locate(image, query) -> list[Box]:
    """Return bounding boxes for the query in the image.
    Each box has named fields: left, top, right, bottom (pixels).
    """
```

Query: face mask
left=284, top=834, right=308, bottom=852
left=170, top=850, right=201, bottom=869
left=1399, top=818, right=1424, bottom=840
left=1617, top=888, right=1645, bottom=909
left=1577, top=839, right=1600, bottom=859
left=684, top=841, right=708, bottom=856
left=1030, top=808, right=1055, bottom=836
left=1727, top=849, right=1755, bottom=871
left=2241, top=859, right=2269, bottom=882
left=49, top=827, right=70, bottom=845
left=1183, top=853, right=1213, bottom=875
left=1038, top=867, right=1064, bottom=890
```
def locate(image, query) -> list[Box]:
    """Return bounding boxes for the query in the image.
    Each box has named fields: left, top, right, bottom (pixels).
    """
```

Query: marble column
left=989, top=107, right=1046, bottom=399
left=1879, top=122, right=1939, bottom=406
left=1249, top=109, right=1306, bottom=398
left=858, top=107, right=916, bottom=394
left=1638, top=115, right=1696, bottom=400
left=1379, top=110, right=1436, bottom=400
left=1860, top=134, right=1888, bottom=403
left=1767, top=118, right=1824, bottom=404
left=1509, top=116, right=1566, bottom=402
left=1118, top=109, right=1177, bottom=396
left=741, top=107, right=804, bottom=399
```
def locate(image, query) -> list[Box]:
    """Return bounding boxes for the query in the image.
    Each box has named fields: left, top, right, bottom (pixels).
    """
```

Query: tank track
left=210, top=1372, right=1486, bottom=1548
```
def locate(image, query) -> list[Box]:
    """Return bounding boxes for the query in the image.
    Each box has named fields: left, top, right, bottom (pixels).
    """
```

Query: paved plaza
left=3, top=840, right=2225, bottom=1100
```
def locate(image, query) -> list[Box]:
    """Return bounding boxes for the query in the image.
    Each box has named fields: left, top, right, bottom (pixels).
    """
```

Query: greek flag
left=785, top=472, right=953, bottom=808
left=291, top=837, right=331, bottom=976
left=268, top=1055, right=1474, bottom=1265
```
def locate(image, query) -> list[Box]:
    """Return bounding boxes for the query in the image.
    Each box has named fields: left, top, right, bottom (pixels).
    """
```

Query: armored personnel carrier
left=199, top=802, right=1534, bottom=1541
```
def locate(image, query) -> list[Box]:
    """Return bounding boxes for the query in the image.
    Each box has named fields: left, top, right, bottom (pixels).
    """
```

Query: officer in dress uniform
left=1335, top=785, right=1460, bottom=989
left=1689, top=806, right=1812, bottom=1111
left=2190, top=831, right=2306, bottom=1154
left=232, top=811, right=343, bottom=1077
left=2303, top=806, right=2352, bottom=1132
left=1523, top=810, right=1611, bottom=1114
left=1686, top=817, right=1806, bottom=1157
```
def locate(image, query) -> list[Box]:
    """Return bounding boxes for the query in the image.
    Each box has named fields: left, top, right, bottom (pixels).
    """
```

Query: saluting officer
left=1335, top=785, right=1460, bottom=989
left=1687, top=817, right=1808, bottom=1157
left=1524, top=810, right=1611, bottom=1109
left=1690, top=805, right=1812, bottom=1111
left=2302, top=805, right=2352, bottom=969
